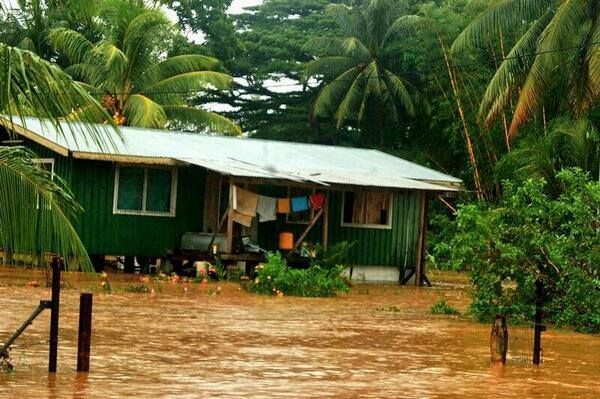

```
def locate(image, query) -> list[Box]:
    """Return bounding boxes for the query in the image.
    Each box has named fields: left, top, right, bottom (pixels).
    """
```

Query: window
left=113, top=164, right=177, bottom=216
left=286, top=186, right=315, bottom=224
left=341, top=190, right=392, bottom=229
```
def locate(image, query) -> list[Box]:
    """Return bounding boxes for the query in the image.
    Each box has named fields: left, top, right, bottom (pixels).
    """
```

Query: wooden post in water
left=48, top=257, right=62, bottom=373
left=533, top=278, right=546, bottom=365
left=77, top=293, right=93, bottom=372
left=490, top=315, right=508, bottom=365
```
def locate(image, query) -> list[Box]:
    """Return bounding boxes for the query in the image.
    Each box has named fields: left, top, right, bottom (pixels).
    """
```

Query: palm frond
left=312, top=67, right=360, bottom=118
left=335, top=69, right=368, bottom=128
left=48, top=27, right=94, bottom=64
left=382, top=69, right=415, bottom=117
left=124, top=93, right=167, bottom=128
left=326, top=4, right=361, bottom=38
left=163, top=106, right=241, bottom=136
left=0, top=147, right=92, bottom=271
left=383, top=15, right=422, bottom=46
left=89, top=41, right=129, bottom=89
left=122, top=9, right=171, bottom=62
left=479, top=10, right=554, bottom=127
left=509, top=0, right=588, bottom=136
left=451, top=0, right=554, bottom=54
left=140, top=54, right=221, bottom=87
left=305, top=56, right=357, bottom=81
left=340, top=37, right=371, bottom=61
left=0, top=44, right=116, bottom=149
left=303, top=37, right=347, bottom=57
left=144, top=71, right=232, bottom=103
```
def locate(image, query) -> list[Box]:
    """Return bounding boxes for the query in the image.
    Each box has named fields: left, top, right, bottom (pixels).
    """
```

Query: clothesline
left=231, top=185, right=325, bottom=227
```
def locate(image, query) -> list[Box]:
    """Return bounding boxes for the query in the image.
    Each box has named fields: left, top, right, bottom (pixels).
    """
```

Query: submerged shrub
left=430, top=298, right=459, bottom=315
left=433, top=169, right=600, bottom=333
left=247, top=252, right=351, bottom=297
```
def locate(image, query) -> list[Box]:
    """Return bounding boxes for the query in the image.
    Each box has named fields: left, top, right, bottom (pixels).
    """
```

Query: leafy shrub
left=430, top=298, right=459, bottom=315
left=247, top=252, right=351, bottom=297
left=432, top=169, right=600, bottom=333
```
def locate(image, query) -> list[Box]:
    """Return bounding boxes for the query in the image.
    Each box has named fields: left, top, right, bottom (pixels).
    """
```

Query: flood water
left=0, top=268, right=599, bottom=398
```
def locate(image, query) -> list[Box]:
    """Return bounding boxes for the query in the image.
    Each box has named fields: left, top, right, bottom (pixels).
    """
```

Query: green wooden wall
left=8, top=130, right=422, bottom=267
left=255, top=187, right=421, bottom=269
left=10, top=135, right=204, bottom=257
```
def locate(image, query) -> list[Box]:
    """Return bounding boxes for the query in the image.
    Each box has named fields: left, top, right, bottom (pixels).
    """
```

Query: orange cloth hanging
left=277, top=198, right=291, bottom=214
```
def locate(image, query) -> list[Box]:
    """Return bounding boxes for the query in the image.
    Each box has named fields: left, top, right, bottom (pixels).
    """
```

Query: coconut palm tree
left=0, top=42, right=115, bottom=270
left=452, top=0, right=600, bottom=138
left=303, top=0, right=421, bottom=147
left=497, top=118, right=600, bottom=190
left=49, top=0, right=241, bottom=135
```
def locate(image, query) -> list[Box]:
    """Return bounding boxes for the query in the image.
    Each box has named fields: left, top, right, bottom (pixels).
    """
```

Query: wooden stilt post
left=322, top=193, right=329, bottom=252
left=225, top=180, right=234, bottom=254
left=77, top=293, right=93, bottom=372
left=533, top=279, right=546, bottom=365
left=414, top=192, right=427, bottom=286
left=490, top=315, right=508, bottom=365
left=48, top=257, right=62, bottom=373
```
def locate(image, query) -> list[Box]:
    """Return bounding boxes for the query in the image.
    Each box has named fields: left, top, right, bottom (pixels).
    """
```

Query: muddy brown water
left=0, top=268, right=598, bottom=398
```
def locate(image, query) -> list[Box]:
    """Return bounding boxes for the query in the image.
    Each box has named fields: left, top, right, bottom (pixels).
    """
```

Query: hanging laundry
left=233, top=186, right=258, bottom=217
left=231, top=211, right=253, bottom=227
left=277, top=197, right=291, bottom=214
left=257, top=195, right=277, bottom=222
left=309, top=192, right=324, bottom=209
left=291, top=196, right=309, bottom=212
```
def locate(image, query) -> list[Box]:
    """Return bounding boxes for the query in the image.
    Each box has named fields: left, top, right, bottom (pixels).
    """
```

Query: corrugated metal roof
left=1, top=117, right=462, bottom=191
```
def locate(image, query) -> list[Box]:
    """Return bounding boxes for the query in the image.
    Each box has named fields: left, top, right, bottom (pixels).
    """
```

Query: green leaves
left=432, top=169, right=600, bottom=332
left=0, top=147, right=92, bottom=271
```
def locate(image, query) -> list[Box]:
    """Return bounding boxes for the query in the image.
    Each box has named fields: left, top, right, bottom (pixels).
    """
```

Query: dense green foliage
left=433, top=169, right=600, bottom=333
left=248, top=252, right=351, bottom=297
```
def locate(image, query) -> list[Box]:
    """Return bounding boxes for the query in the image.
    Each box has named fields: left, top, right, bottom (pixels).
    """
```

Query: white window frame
left=113, top=164, right=178, bottom=217
left=340, top=190, right=393, bottom=230
left=33, top=158, right=54, bottom=209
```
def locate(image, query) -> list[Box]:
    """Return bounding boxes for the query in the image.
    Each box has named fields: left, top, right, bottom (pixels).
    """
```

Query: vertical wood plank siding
left=12, top=133, right=421, bottom=268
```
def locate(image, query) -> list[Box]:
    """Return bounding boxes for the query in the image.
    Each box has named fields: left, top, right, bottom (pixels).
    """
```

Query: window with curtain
left=114, top=165, right=177, bottom=216
left=342, top=190, right=391, bottom=228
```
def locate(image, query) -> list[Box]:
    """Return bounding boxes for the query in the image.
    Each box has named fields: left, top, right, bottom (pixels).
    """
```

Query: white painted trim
left=113, top=163, right=178, bottom=217
left=340, top=191, right=393, bottom=230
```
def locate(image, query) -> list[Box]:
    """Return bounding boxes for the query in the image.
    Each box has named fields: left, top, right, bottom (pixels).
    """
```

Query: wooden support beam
left=322, top=193, right=329, bottom=252
left=414, top=192, right=428, bottom=287
left=208, top=209, right=229, bottom=253
left=76, top=293, right=93, bottom=372
left=225, top=180, right=234, bottom=254
left=288, top=208, right=324, bottom=257
left=49, top=257, right=62, bottom=373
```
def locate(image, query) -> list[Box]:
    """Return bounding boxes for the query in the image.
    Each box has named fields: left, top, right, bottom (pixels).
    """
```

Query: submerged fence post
left=77, top=293, right=93, bottom=372
left=533, top=279, right=546, bottom=365
left=48, top=257, right=62, bottom=373
left=490, top=315, right=508, bottom=365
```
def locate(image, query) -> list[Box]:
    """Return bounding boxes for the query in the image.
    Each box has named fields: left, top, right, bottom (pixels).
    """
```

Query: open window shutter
left=117, top=167, right=144, bottom=210
left=146, top=169, right=172, bottom=212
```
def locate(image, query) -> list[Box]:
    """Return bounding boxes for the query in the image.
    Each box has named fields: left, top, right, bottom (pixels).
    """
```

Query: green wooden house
left=0, top=117, right=461, bottom=284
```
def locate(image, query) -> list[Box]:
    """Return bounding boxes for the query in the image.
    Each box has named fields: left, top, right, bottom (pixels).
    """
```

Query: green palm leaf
left=451, top=0, right=554, bottom=54
left=163, top=106, right=242, bottom=136
left=0, top=147, right=92, bottom=271
left=48, top=27, right=94, bottom=64
left=479, top=10, right=554, bottom=127
left=305, top=56, right=357, bottom=82
left=124, top=93, right=167, bottom=128
left=312, top=67, right=360, bottom=118
left=144, top=71, right=233, bottom=103
left=382, top=69, right=415, bottom=117
left=141, top=55, right=221, bottom=86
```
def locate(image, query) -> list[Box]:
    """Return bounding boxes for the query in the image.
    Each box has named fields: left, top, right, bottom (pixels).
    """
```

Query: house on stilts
left=0, top=117, right=461, bottom=284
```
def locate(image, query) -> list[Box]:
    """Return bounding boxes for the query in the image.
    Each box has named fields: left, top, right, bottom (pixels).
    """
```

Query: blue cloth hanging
left=291, top=196, right=309, bottom=212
